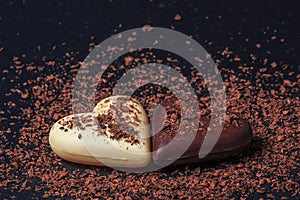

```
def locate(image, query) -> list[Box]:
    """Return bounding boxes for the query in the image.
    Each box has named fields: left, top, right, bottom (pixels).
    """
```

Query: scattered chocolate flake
left=270, top=61, right=277, bottom=68
left=174, top=14, right=182, bottom=21
left=124, top=56, right=133, bottom=66
left=97, top=109, right=140, bottom=145
left=21, top=89, right=30, bottom=99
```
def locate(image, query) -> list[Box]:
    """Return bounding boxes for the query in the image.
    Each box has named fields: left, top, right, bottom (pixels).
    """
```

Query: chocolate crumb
left=97, top=110, right=140, bottom=144
left=174, top=14, right=182, bottom=21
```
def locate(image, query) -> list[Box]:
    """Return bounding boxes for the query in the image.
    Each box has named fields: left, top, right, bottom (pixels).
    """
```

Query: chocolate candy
left=152, top=117, right=252, bottom=166
left=49, top=96, right=151, bottom=168
left=49, top=95, right=252, bottom=168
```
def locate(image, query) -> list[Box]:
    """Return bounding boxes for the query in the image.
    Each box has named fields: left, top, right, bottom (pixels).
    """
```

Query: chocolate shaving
left=97, top=110, right=140, bottom=144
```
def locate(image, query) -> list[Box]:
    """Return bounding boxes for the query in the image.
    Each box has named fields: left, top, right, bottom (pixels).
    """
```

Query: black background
left=0, top=0, right=298, bottom=66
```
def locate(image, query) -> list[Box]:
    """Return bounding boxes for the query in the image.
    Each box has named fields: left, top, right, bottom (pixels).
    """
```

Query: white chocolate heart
left=49, top=96, right=151, bottom=168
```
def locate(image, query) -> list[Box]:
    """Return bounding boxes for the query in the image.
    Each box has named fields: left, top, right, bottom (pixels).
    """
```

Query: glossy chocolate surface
left=152, top=117, right=253, bottom=166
